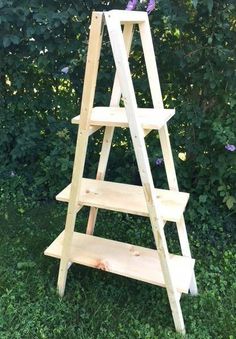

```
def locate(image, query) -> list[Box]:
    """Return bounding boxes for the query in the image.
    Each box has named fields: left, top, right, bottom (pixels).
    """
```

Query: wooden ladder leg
left=176, top=216, right=198, bottom=295
left=86, top=126, right=114, bottom=235
left=139, top=142, right=187, bottom=332
left=86, top=23, right=134, bottom=235
left=105, top=13, right=185, bottom=333
left=159, top=125, right=198, bottom=296
left=139, top=17, right=198, bottom=296
left=153, top=223, right=186, bottom=334
left=57, top=12, right=104, bottom=297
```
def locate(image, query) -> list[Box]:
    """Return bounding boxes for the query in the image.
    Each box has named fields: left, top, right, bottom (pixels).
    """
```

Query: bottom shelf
left=44, top=231, right=195, bottom=294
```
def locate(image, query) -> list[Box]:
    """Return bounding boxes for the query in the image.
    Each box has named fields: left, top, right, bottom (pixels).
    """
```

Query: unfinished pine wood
left=44, top=10, right=198, bottom=334
left=87, top=125, right=103, bottom=136
left=139, top=19, right=198, bottom=296
left=45, top=231, right=195, bottom=294
left=105, top=11, right=185, bottom=333
left=57, top=12, right=104, bottom=297
left=107, top=9, right=147, bottom=23
left=86, top=23, right=135, bottom=235
left=176, top=215, right=198, bottom=295
left=56, top=178, right=189, bottom=222
left=72, top=107, right=175, bottom=130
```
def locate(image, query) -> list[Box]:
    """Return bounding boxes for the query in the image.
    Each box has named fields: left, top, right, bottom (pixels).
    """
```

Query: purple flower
left=155, top=158, right=164, bottom=166
left=61, top=66, right=69, bottom=74
left=225, top=144, right=236, bottom=152
left=10, top=171, right=16, bottom=177
left=146, top=0, right=155, bottom=14
left=126, top=0, right=138, bottom=11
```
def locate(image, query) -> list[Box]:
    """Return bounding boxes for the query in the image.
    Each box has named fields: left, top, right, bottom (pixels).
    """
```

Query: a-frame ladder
left=45, top=10, right=198, bottom=334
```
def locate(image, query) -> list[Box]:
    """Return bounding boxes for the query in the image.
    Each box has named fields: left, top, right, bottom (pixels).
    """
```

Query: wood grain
left=45, top=231, right=195, bottom=294
left=56, top=178, right=189, bottom=222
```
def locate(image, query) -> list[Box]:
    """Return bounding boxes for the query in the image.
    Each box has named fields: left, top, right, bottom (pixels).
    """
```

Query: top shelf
left=72, top=106, right=175, bottom=130
left=105, top=10, right=148, bottom=24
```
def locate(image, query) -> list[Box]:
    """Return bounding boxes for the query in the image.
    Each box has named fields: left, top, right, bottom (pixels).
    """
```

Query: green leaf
left=199, top=194, right=207, bottom=203
left=17, top=261, right=36, bottom=270
left=208, top=36, right=212, bottom=44
left=206, top=0, right=213, bottom=14
left=10, top=35, right=20, bottom=45
left=226, top=196, right=236, bottom=210
left=192, top=0, right=198, bottom=9
left=26, top=26, right=35, bottom=37
left=3, top=36, right=11, bottom=48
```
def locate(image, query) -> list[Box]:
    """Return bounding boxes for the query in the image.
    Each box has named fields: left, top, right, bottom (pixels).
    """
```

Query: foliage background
left=0, top=0, right=235, bottom=209
left=0, top=0, right=235, bottom=337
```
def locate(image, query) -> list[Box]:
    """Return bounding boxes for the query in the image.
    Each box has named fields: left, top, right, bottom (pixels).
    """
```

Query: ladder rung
left=56, top=179, right=189, bottom=223
left=72, top=107, right=175, bottom=130
left=44, top=231, right=195, bottom=294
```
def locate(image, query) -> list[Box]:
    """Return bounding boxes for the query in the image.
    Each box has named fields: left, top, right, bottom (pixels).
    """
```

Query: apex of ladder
left=104, top=10, right=148, bottom=24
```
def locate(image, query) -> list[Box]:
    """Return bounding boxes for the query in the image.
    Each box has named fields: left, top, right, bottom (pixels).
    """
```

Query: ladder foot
left=57, top=274, right=66, bottom=297
left=177, top=327, right=186, bottom=335
left=189, top=271, right=198, bottom=296
left=190, top=289, right=198, bottom=296
left=57, top=263, right=69, bottom=298
left=171, top=304, right=186, bottom=335
left=57, top=281, right=66, bottom=298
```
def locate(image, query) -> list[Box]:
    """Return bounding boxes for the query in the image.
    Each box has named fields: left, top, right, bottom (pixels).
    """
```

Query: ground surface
left=0, top=203, right=235, bottom=338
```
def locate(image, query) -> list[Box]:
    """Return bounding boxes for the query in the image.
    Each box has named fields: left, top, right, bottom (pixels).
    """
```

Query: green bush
left=1, top=3, right=235, bottom=337
left=0, top=0, right=235, bottom=213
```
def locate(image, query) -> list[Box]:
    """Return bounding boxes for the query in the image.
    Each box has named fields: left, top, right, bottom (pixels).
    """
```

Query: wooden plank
left=57, top=12, right=104, bottom=297
left=86, top=23, right=135, bottom=235
left=105, top=12, right=186, bottom=333
left=87, top=125, right=103, bottom=136
left=139, top=19, right=179, bottom=189
left=107, top=10, right=147, bottom=24
left=138, top=17, right=187, bottom=333
left=45, top=231, right=195, bottom=294
left=72, top=107, right=175, bottom=130
left=139, top=18, right=198, bottom=296
left=176, top=215, right=198, bottom=295
left=56, top=179, right=189, bottom=222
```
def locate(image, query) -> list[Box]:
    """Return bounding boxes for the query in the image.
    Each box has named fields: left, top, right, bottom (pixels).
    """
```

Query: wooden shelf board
left=44, top=231, right=195, bottom=294
left=72, top=107, right=175, bottom=130
left=56, top=179, right=189, bottom=222
left=106, top=10, right=148, bottom=24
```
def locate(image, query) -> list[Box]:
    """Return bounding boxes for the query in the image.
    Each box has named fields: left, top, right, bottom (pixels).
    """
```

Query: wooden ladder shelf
left=44, top=10, right=198, bottom=334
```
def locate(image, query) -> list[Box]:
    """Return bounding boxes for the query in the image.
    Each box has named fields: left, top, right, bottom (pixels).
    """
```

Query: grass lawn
left=0, top=202, right=235, bottom=338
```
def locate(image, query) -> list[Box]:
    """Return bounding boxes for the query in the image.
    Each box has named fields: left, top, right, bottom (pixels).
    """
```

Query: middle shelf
left=72, top=106, right=175, bottom=130
left=56, top=179, right=189, bottom=222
